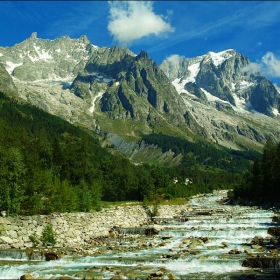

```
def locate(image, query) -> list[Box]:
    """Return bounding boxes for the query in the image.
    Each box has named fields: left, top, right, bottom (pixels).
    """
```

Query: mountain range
left=0, top=33, right=280, bottom=164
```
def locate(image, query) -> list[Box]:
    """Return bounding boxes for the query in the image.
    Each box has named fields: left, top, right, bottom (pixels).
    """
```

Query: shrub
left=29, top=232, right=41, bottom=247
left=41, top=223, right=57, bottom=245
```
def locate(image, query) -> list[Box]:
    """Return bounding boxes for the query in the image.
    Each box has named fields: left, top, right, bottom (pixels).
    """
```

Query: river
left=0, top=190, right=279, bottom=279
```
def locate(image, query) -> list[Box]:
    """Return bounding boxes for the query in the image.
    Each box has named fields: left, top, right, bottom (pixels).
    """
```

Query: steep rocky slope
left=160, top=49, right=280, bottom=149
left=0, top=34, right=280, bottom=159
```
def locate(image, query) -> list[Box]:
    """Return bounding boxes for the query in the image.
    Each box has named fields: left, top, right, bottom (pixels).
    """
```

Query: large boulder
left=268, top=227, right=280, bottom=237
left=145, top=225, right=163, bottom=236
left=250, top=236, right=264, bottom=245
left=45, top=252, right=59, bottom=261
left=242, top=257, right=280, bottom=268
left=20, top=274, right=34, bottom=280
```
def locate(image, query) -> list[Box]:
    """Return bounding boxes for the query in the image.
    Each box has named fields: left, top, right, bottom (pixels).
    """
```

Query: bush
left=41, top=223, right=57, bottom=245
left=29, top=232, right=41, bottom=247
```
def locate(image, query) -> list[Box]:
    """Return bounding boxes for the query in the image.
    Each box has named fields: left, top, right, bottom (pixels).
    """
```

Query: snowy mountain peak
left=0, top=34, right=99, bottom=82
left=207, top=49, right=234, bottom=67
left=0, top=34, right=279, bottom=151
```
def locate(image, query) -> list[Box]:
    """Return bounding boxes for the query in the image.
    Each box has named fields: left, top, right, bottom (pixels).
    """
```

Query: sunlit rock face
left=1, top=34, right=280, bottom=153
left=161, top=49, right=280, bottom=149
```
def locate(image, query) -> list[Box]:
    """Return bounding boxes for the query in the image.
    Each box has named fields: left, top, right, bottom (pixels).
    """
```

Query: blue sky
left=1, top=1, right=280, bottom=85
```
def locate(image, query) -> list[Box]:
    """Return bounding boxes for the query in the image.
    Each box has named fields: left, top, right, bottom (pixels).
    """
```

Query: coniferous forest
left=231, top=137, right=280, bottom=203
left=0, top=91, right=262, bottom=216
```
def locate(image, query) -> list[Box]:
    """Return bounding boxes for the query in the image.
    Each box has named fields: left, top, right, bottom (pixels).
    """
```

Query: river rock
left=221, top=242, right=229, bottom=247
left=251, top=244, right=262, bottom=249
left=8, top=230, right=18, bottom=239
left=167, top=273, right=180, bottom=279
left=0, top=217, right=10, bottom=225
left=251, top=235, right=264, bottom=245
left=188, top=243, right=197, bottom=249
left=268, top=227, right=280, bottom=237
left=228, top=249, right=241, bottom=254
left=272, top=214, right=280, bottom=222
left=0, top=236, right=13, bottom=244
left=147, top=270, right=164, bottom=279
left=20, top=274, right=34, bottom=280
left=0, top=211, right=7, bottom=217
left=242, top=257, right=280, bottom=268
left=45, top=252, right=59, bottom=261
left=24, top=242, right=33, bottom=248
left=145, top=225, right=163, bottom=236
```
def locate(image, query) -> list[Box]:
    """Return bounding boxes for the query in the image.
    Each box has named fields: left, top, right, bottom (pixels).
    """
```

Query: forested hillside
left=0, top=92, right=207, bottom=216
left=230, top=138, right=280, bottom=203
left=0, top=90, right=263, bottom=216
left=142, top=133, right=260, bottom=173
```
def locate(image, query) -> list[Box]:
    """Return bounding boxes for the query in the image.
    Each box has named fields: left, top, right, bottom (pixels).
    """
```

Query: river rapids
left=0, top=190, right=279, bottom=279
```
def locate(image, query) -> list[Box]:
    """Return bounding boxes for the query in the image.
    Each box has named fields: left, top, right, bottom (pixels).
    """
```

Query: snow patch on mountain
left=28, top=54, right=39, bottom=62
left=209, top=50, right=234, bottom=67
left=172, top=78, right=198, bottom=100
left=6, top=61, right=23, bottom=74
left=172, top=78, right=188, bottom=94
left=273, top=108, right=279, bottom=116
left=187, top=62, right=201, bottom=83
left=232, top=93, right=250, bottom=114
left=33, top=45, right=53, bottom=61
left=89, top=91, right=105, bottom=113
left=239, top=80, right=254, bottom=90
left=200, top=88, right=227, bottom=103
left=0, top=53, right=3, bottom=57
left=20, top=75, right=75, bottom=88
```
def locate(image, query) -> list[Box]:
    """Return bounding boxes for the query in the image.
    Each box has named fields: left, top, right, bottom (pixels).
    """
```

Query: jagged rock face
left=0, top=34, right=280, bottom=153
left=85, top=49, right=186, bottom=123
left=71, top=74, right=95, bottom=100
left=250, top=77, right=280, bottom=116
left=160, top=49, right=280, bottom=148
left=0, top=34, right=101, bottom=126
left=0, top=34, right=96, bottom=82
left=85, top=46, right=135, bottom=78
left=160, top=49, right=280, bottom=116
left=184, top=82, right=208, bottom=104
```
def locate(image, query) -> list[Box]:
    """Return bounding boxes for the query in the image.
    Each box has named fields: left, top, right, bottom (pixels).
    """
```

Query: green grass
left=160, top=198, right=188, bottom=205
left=98, top=200, right=141, bottom=209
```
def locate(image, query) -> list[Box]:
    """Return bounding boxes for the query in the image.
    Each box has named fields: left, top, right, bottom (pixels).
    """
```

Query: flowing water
left=0, top=190, right=279, bottom=279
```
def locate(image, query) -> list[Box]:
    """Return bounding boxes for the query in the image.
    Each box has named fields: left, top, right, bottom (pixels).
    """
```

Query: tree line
left=231, top=137, right=280, bottom=203
left=142, top=133, right=260, bottom=173
left=0, top=91, right=263, bottom=216
left=0, top=91, right=216, bottom=216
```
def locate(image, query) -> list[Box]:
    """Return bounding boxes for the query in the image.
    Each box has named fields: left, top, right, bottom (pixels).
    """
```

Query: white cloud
left=242, top=52, right=280, bottom=78
left=241, top=62, right=262, bottom=76
left=166, top=54, right=184, bottom=68
left=107, top=1, right=174, bottom=46
left=261, top=52, right=280, bottom=77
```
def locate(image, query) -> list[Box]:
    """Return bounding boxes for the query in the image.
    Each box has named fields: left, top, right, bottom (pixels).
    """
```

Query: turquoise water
left=0, top=191, right=277, bottom=279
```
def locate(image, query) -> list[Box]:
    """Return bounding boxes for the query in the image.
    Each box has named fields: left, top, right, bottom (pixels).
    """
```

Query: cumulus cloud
left=242, top=62, right=262, bottom=76
left=107, top=1, right=174, bottom=46
left=242, top=52, right=280, bottom=78
left=261, top=52, right=280, bottom=77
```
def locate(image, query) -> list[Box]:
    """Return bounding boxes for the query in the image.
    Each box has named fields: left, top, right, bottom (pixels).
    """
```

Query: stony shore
left=0, top=203, right=193, bottom=250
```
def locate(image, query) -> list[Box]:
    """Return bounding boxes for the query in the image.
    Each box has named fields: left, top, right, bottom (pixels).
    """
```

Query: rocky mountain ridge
left=160, top=49, right=280, bottom=116
left=0, top=33, right=280, bottom=159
